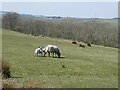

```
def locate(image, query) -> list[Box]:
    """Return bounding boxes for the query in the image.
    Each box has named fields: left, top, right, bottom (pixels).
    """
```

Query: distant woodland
left=2, top=12, right=118, bottom=48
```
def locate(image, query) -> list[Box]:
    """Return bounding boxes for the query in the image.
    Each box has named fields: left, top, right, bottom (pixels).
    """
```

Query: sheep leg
left=52, top=53, right=54, bottom=57
left=44, top=52, right=47, bottom=57
left=48, top=51, right=50, bottom=57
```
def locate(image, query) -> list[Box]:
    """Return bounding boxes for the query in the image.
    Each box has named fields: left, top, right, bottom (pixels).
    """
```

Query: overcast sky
left=2, top=2, right=118, bottom=18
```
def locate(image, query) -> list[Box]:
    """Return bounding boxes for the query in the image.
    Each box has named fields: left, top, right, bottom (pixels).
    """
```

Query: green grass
left=2, top=29, right=118, bottom=88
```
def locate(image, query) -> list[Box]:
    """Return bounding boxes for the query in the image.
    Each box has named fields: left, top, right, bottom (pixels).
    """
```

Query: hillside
left=2, top=29, right=118, bottom=88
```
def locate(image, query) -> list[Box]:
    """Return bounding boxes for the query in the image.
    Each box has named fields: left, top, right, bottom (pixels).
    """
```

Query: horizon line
left=1, top=10, right=118, bottom=19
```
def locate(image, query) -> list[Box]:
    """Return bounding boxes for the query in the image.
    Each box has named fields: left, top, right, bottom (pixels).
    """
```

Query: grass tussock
left=2, top=60, right=11, bottom=79
left=2, top=81, right=20, bottom=89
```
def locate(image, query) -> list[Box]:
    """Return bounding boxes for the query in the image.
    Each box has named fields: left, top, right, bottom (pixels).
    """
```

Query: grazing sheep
left=34, top=47, right=43, bottom=57
left=79, top=44, right=85, bottom=48
left=43, top=45, right=61, bottom=58
left=87, top=43, right=91, bottom=47
left=72, top=41, right=77, bottom=44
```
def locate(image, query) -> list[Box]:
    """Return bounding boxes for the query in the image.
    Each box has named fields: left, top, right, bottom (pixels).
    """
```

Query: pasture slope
left=2, top=29, right=118, bottom=88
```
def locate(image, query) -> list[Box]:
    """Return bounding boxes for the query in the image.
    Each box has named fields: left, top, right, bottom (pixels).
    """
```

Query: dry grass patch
left=2, top=60, right=11, bottom=79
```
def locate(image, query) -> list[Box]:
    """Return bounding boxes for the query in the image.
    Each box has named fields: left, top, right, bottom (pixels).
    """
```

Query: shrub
left=2, top=60, right=11, bottom=79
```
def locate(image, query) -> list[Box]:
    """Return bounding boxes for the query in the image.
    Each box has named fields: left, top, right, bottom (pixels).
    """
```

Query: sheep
left=87, top=43, right=91, bottom=47
left=79, top=44, right=85, bottom=48
left=34, top=47, right=43, bottom=57
left=72, top=41, right=77, bottom=44
left=42, top=45, right=61, bottom=58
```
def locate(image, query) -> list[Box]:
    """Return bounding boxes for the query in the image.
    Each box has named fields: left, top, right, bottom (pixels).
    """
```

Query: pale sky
left=1, top=2, right=118, bottom=18
left=1, top=0, right=119, bottom=2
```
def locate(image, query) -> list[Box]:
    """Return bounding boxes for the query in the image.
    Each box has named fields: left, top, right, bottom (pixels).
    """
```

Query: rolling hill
left=2, top=29, right=118, bottom=88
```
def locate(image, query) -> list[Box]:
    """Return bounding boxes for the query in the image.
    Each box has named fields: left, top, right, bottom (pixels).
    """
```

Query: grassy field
left=2, top=29, right=118, bottom=88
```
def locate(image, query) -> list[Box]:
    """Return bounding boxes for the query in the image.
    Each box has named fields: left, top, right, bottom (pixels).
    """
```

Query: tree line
left=2, top=12, right=118, bottom=48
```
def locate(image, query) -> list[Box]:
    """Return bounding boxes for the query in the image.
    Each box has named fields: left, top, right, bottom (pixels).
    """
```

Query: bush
left=2, top=60, right=11, bottom=79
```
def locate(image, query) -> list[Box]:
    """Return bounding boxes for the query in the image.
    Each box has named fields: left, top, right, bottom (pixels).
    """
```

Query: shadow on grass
left=11, top=76, right=22, bottom=78
left=35, top=56, right=66, bottom=59
left=53, top=56, right=66, bottom=59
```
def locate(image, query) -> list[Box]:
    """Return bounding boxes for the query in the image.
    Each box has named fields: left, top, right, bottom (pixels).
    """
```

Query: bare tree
left=2, top=11, right=118, bottom=48
left=2, top=12, right=20, bottom=30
